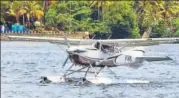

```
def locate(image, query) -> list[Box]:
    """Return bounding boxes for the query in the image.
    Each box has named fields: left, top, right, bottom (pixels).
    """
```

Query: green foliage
left=135, top=1, right=179, bottom=38
left=151, top=21, right=168, bottom=37
left=174, top=29, right=179, bottom=37
left=151, top=18, right=179, bottom=38
left=45, top=2, right=71, bottom=31
left=172, top=18, right=179, bottom=28
left=104, top=1, right=140, bottom=38
left=2, top=1, right=179, bottom=38
left=172, top=18, right=179, bottom=37
left=88, top=21, right=108, bottom=33
left=45, top=1, right=92, bottom=32
left=45, top=8, right=57, bottom=27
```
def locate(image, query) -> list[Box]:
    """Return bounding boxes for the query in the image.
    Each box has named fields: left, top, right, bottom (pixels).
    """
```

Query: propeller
left=64, top=36, right=70, bottom=48
left=62, top=56, right=69, bottom=68
left=61, top=35, right=71, bottom=68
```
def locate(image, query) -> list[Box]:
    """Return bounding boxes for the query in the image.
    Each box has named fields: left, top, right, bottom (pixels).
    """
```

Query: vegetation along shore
left=1, top=1, right=179, bottom=39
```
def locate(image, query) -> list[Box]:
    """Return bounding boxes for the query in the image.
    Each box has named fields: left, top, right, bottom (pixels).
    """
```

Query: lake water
left=1, top=41, right=179, bottom=98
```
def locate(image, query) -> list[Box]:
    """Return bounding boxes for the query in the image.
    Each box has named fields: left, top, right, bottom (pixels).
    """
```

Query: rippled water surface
left=1, top=41, right=179, bottom=98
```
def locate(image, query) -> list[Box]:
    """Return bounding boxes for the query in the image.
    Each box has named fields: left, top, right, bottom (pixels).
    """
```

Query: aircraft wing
left=97, top=37, right=179, bottom=46
left=8, top=35, right=179, bottom=46
left=8, top=35, right=95, bottom=45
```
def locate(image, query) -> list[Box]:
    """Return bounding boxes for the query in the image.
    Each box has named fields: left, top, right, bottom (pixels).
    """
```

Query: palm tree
left=10, top=1, right=24, bottom=23
left=135, top=1, right=165, bottom=38
left=90, top=1, right=113, bottom=20
left=42, top=0, right=56, bottom=24
left=137, top=1, right=179, bottom=38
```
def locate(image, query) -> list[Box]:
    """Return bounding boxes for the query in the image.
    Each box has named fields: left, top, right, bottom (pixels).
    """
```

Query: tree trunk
left=16, top=14, right=19, bottom=23
left=23, top=14, right=25, bottom=25
left=142, top=26, right=152, bottom=38
left=43, top=1, right=46, bottom=25
left=101, top=1, right=105, bottom=21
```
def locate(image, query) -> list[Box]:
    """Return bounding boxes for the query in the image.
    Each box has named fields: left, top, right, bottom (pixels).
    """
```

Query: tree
left=45, top=1, right=93, bottom=33
left=9, top=1, right=24, bottom=23
left=104, top=1, right=140, bottom=38
left=161, top=1, right=179, bottom=37
left=135, top=1, right=179, bottom=38
left=135, top=1, right=166, bottom=38
left=162, top=1, right=179, bottom=26
left=90, top=1, right=113, bottom=20
left=23, top=1, right=43, bottom=21
left=1, top=1, right=16, bottom=24
left=42, top=0, right=56, bottom=24
left=1, top=1, right=44, bottom=26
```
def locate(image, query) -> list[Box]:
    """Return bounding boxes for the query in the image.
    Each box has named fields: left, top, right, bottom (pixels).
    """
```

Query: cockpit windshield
left=93, top=42, right=114, bottom=52
left=94, top=42, right=100, bottom=49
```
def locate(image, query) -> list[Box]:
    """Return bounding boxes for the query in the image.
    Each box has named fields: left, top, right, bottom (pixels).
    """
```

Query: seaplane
left=39, top=38, right=173, bottom=85
left=8, top=35, right=177, bottom=84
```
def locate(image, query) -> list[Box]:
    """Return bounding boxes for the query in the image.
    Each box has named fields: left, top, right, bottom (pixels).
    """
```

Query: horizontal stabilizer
left=136, top=56, right=172, bottom=61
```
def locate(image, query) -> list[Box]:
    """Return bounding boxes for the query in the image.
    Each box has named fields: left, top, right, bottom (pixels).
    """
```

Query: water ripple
left=1, top=41, right=179, bottom=98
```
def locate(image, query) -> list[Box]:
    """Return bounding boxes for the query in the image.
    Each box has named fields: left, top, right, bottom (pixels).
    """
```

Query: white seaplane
left=8, top=35, right=175, bottom=84
left=42, top=39, right=173, bottom=84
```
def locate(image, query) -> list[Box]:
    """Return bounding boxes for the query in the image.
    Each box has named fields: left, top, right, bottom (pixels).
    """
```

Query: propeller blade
left=64, top=37, right=70, bottom=48
left=62, top=57, right=69, bottom=68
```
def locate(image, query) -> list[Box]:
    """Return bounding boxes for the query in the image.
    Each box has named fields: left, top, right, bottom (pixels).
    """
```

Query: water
left=1, top=41, right=179, bottom=98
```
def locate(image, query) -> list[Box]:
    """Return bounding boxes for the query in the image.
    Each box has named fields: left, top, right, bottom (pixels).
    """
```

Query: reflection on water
left=1, top=41, right=179, bottom=98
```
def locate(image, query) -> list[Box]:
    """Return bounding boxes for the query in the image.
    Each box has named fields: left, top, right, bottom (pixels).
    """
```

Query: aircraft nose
left=66, top=48, right=85, bottom=53
left=66, top=48, right=76, bottom=53
left=66, top=48, right=72, bottom=53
